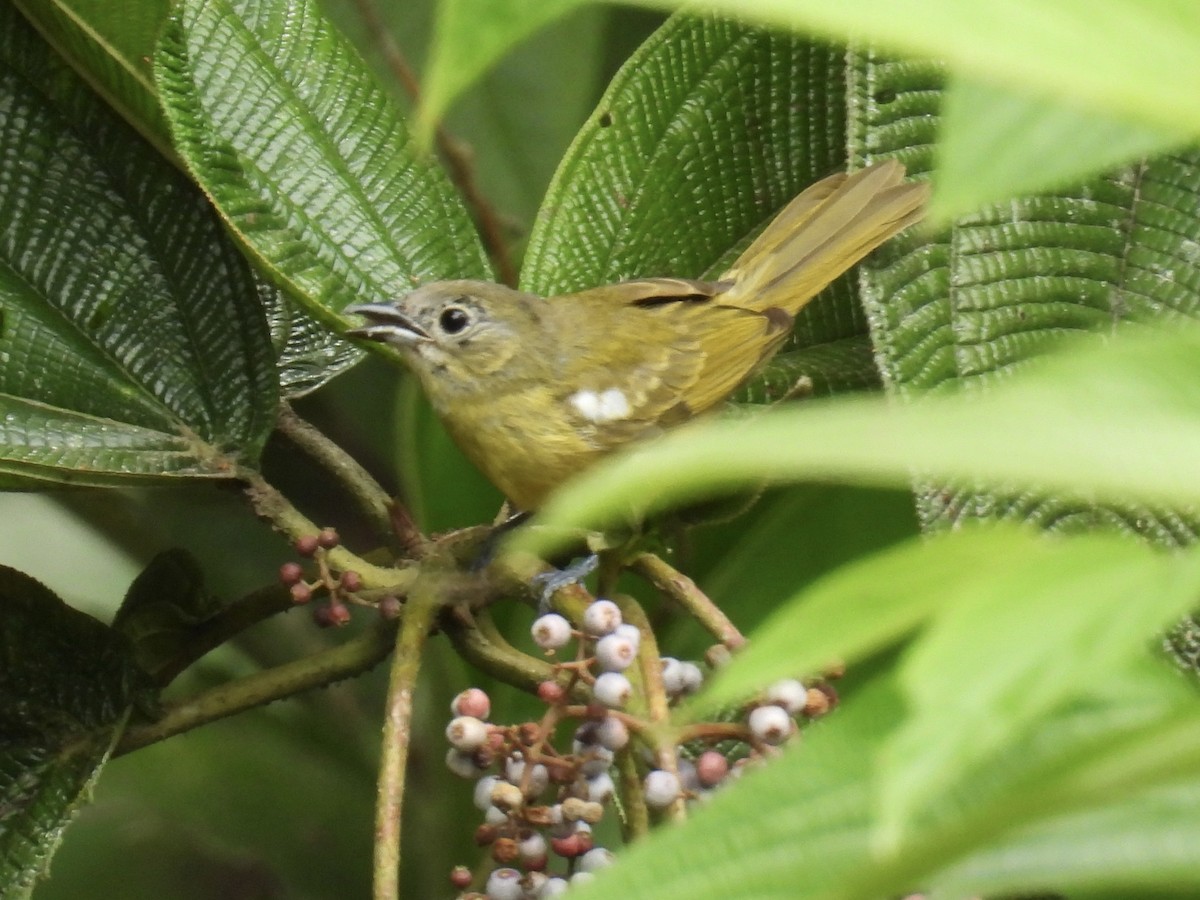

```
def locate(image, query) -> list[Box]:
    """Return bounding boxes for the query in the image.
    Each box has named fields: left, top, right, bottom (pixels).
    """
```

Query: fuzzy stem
left=275, top=403, right=402, bottom=549
left=240, top=467, right=410, bottom=592
left=630, top=552, right=745, bottom=650
left=373, top=578, right=441, bottom=900
left=116, top=617, right=398, bottom=755
left=345, top=0, right=517, bottom=286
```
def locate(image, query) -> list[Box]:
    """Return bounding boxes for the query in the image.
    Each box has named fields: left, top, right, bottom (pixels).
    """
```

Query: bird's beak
left=344, top=303, right=431, bottom=343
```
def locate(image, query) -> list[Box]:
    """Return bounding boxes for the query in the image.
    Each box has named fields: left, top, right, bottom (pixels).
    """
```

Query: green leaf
left=522, top=13, right=860, bottom=353
left=879, top=532, right=1200, bottom=846
left=0, top=565, right=149, bottom=896
left=627, top=0, right=1200, bottom=141
left=11, top=0, right=174, bottom=158
left=0, top=7, right=278, bottom=483
left=111, top=549, right=222, bottom=684
left=849, top=51, right=1200, bottom=542
left=933, top=77, right=1189, bottom=222
left=686, top=527, right=1036, bottom=716
left=511, top=327, right=1200, bottom=555
left=574, top=676, right=899, bottom=900
left=418, top=0, right=584, bottom=142
left=153, top=0, right=490, bottom=348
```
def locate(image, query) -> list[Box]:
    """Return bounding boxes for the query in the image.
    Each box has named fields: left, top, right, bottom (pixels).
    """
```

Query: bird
left=347, top=160, right=928, bottom=512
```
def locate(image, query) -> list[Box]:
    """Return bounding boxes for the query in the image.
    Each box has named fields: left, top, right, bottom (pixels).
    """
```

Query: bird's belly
left=442, top=396, right=604, bottom=511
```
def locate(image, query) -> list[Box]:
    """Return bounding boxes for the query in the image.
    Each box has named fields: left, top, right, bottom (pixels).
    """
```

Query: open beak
left=344, top=303, right=431, bottom=343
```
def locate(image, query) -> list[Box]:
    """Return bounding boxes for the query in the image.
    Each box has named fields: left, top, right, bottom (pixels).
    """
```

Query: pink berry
left=339, top=570, right=362, bottom=592
left=695, top=750, right=729, bottom=787
left=279, top=562, right=304, bottom=586
left=451, top=687, right=492, bottom=719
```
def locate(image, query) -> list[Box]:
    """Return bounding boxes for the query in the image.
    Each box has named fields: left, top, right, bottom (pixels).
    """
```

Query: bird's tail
left=720, top=160, right=929, bottom=313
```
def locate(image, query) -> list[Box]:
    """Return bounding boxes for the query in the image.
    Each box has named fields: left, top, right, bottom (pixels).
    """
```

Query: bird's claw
left=531, top=554, right=600, bottom=610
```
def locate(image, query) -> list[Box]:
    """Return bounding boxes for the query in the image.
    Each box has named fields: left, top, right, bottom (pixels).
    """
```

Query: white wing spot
left=570, top=388, right=631, bottom=423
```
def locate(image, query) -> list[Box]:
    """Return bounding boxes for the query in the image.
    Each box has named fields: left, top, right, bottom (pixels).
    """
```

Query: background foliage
left=2, top=0, right=1200, bottom=898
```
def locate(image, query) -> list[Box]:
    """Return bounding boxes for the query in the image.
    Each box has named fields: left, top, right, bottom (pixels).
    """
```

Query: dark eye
left=439, top=306, right=471, bottom=335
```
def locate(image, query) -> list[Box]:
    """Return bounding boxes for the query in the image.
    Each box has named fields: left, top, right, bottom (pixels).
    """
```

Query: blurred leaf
left=513, top=328, right=1200, bottom=554
left=579, top=561, right=1200, bottom=900
left=11, top=0, right=173, bottom=157
left=629, top=0, right=1200, bottom=141
left=523, top=13, right=860, bottom=354
left=933, top=77, right=1188, bottom=222
left=0, top=565, right=149, bottom=897
left=0, top=7, right=278, bottom=484
left=685, top=527, right=1034, bottom=716
left=418, top=0, right=584, bottom=141
left=154, top=0, right=490, bottom=351
left=576, top=674, right=899, bottom=900
left=880, top=531, right=1200, bottom=845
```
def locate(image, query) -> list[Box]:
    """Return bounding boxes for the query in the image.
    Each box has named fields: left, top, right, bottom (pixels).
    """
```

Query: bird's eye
left=439, top=306, right=471, bottom=335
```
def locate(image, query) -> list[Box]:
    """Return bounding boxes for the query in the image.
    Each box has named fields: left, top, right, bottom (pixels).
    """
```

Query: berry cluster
left=277, top=527, right=400, bottom=626
left=443, top=597, right=839, bottom=897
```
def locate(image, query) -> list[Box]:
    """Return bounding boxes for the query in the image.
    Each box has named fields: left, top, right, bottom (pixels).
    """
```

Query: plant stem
left=373, top=577, right=441, bottom=900
left=240, top=467, right=410, bottom=592
left=630, top=552, right=746, bottom=650
left=346, top=0, right=517, bottom=286
left=275, top=403, right=405, bottom=550
left=441, top=605, right=558, bottom=694
left=116, top=617, right=398, bottom=755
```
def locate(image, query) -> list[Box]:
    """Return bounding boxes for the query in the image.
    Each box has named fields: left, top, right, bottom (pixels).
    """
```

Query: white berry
left=643, top=769, right=681, bottom=808
left=585, top=771, right=615, bottom=803
left=582, top=599, right=622, bottom=636
left=532, top=613, right=572, bottom=650
left=579, top=847, right=615, bottom=871
left=473, top=775, right=498, bottom=811
left=445, top=715, right=488, bottom=751
left=594, top=633, right=637, bottom=671
left=748, top=704, right=793, bottom=745
left=592, top=672, right=632, bottom=708
left=485, top=867, right=524, bottom=900
left=765, top=678, right=808, bottom=714
left=595, top=715, right=629, bottom=750
left=538, top=877, right=570, bottom=897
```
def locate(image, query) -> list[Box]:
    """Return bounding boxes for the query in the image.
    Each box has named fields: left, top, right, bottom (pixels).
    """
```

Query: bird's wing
left=548, top=279, right=788, bottom=447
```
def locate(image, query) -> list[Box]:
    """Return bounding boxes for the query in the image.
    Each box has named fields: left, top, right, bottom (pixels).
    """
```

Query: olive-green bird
left=348, top=160, right=928, bottom=511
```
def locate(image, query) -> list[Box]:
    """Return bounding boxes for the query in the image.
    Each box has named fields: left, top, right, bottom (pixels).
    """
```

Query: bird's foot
left=531, top=554, right=600, bottom=610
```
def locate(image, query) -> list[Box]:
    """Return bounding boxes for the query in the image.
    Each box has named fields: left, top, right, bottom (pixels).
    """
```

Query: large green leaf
left=418, top=0, right=583, bottom=142
left=849, top=49, right=1200, bottom=542
left=0, top=566, right=150, bottom=897
left=0, top=6, right=278, bottom=484
left=575, top=531, right=1200, bottom=900
left=514, top=328, right=1200, bottom=553
left=523, top=12, right=860, bottom=395
left=153, top=0, right=490, bottom=350
left=11, top=0, right=173, bottom=158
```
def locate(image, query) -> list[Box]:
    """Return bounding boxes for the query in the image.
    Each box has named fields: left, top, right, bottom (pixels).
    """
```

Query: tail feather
left=721, top=160, right=928, bottom=313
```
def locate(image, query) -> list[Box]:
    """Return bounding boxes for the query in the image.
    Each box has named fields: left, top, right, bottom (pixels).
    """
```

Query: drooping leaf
left=849, top=48, right=1200, bottom=544
left=513, top=327, right=1200, bottom=554
left=11, top=0, right=173, bottom=158
left=0, top=565, right=150, bottom=897
left=933, top=76, right=1188, bottom=222
left=154, top=0, right=491, bottom=354
left=111, top=549, right=222, bottom=684
left=0, top=6, right=278, bottom=484
left=523, top=13, right=859, bottom=359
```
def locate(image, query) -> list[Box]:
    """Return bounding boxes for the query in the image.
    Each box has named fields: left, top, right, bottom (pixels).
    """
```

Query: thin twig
left=441, top=605, right=558, bottom=694
left=630, top=552, right=746, bottom=650
left=275, top=403, right=405, bottom=551
left=240, top=467, right=411, bottom=592
left=347, top=0, right=518, bottom=286
left=373, top=577, right=442, bottom=900
left=617, top=596, right=686, bottom=823
left=116, top=617, right=399, bottom=755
